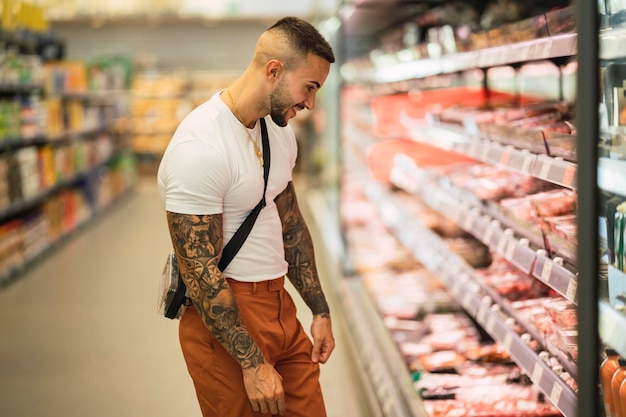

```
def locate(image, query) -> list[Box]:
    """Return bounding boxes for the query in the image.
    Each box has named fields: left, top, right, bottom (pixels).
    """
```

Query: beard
left=269, top=81, right=294, bottom=127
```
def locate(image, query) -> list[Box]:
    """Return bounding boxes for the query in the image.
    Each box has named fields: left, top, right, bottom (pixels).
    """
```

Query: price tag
left=477, top=303, right=488, bottom=325
left=497, top=234, right=508, bottom=255
left=505, top=240, right=516, bottom=260
left=452, top=278, right=464, bottom=297
left=448, top=205, right=460, bottom=223
left=539, top=159, right=552, bottom=179
left=485, top=314, right=496, bottom=335
left=503, top=332, right=514, bottom=351
left=521, top=154, right=534, bottom=174
left=531, top=363, right=544, bottom=385
left=541, top=260, right=553, bottom=284
left=562, top=165, right=576, bottom=187
left=481, top=143, right=490, bottom=161
left=566, top=279, right=578, bottom=302
left=550, top=383, right=564, bottom=405
left=463, top=290, right=473, bottom=310
left=483, top=225, right=494, bottom=245
left=500, top=151, right=510, bottom=166
left=470, top=141, right=479, bottom=157
left=464, top=211, right=476, bottom=230
left=541, top=40, right=554, bottom=57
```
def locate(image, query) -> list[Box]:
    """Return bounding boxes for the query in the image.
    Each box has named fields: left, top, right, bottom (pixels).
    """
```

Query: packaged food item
left=556, top=329, right=578, bottom=361
left=601, top=348, right=620, bottom=417
left=612, top=358, right=626, bottom=417
left=414, top=350, right=466, bottom=373
left=500, top=189, right=576, bottom=222
left=543, top=298, right=577, bottom=330
left=464, top=343, right=512, bottom=363
left=620, top=372, right=626, bottom=417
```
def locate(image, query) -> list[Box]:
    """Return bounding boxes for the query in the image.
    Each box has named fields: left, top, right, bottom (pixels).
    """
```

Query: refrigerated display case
left=304, top=1, right=624, bottom=416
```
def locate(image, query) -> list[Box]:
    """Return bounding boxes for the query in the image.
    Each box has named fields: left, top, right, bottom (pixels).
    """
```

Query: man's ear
left=266, top=60, right=283, bottom=80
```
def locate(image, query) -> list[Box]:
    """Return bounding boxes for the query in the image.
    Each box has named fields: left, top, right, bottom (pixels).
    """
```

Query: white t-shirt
left=157, top=91, right=297, bottom=282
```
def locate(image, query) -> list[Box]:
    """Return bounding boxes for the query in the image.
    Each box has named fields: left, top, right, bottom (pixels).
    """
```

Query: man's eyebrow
left=310, top=81, right=321, bottom=88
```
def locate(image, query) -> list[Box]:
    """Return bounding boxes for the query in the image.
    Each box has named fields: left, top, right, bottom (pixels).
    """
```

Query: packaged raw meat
left=456, top=362, right=519, bottom=378
left=556, top=329, right=578, bottom=361
left=546, top=5, right=576, bottom=35
left=534, top=192, right=577, bottom=218
left=464, top=344, right=512, bottom=363
left=416, top=350, right=467, bottom=373
left=447, top=163, right=553, bottom=201
left=477, top=260, right=550, bottom=301
left=444, top=237, right=492, bottom=269
left=421, top=330, right=481, bottom=352
left=365, top=138, right=477, bottom=183
left=500, top=190, right=577, bottom=222
left=543, top=298, right=577, bottom=330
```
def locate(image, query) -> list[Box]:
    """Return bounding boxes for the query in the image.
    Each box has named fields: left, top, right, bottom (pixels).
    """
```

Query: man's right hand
left=242, top=363, right=286, bottom=415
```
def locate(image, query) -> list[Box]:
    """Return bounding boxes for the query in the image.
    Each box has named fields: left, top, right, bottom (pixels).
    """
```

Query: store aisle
left=0, top=178, right=366, bottom=417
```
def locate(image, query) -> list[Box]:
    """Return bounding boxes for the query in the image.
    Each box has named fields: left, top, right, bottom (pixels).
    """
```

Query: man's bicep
left=274, top=181, right=300, bottom=223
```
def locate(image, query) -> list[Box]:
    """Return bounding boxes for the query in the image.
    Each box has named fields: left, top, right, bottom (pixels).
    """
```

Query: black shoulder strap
left=167, top=119, right=270, bottom=318
left=218, top=117, right=270, bottom=271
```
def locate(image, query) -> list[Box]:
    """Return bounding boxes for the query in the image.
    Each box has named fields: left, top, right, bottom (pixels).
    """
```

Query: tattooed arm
left=166, top=212, right=285, bottom=415
left=274, top=182, right=335, bottom=364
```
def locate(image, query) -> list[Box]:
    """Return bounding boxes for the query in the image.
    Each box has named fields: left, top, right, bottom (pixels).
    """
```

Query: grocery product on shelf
left=129, top=70, right=234, bottom=174
left=613, top=358, right=626, bottom=417
left=0, top=24, right=136, bottom=286
left=603, top=349, right=622, bottom=417
left=341, top=165, right=570, bottom=416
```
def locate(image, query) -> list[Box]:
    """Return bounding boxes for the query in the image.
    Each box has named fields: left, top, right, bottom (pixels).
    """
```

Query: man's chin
left=270, top=113, right=289, bottom=127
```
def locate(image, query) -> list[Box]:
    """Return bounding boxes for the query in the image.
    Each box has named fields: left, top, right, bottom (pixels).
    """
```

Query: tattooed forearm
left=275, top=183, right=330, bottom=317
left=166, top=211, right=265, bottom=369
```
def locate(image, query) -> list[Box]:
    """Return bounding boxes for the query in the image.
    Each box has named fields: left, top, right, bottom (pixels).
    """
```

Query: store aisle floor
left=0, top=178, right=365, bottom=417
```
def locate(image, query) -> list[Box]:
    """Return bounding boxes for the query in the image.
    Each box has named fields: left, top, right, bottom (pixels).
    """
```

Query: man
left=157, top=16, right=336, bottom=417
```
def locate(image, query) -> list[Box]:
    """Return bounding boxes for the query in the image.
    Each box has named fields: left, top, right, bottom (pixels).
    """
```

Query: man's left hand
left=310, top=314, right=334, bottom=364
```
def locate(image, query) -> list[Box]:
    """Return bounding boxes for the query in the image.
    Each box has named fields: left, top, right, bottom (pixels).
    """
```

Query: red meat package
left=365, top=139, right=477, bottom=183
left=500, top=190, right=576, bottom=222
left=425, top=399, right=563, bottom=417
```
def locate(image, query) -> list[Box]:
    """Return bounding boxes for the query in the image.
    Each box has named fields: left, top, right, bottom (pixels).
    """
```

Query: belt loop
left=252, top=282, right=257, bottom=295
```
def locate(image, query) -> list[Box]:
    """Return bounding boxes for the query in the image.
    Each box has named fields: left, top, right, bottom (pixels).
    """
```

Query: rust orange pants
left=179, top=276, right=327, bottom=417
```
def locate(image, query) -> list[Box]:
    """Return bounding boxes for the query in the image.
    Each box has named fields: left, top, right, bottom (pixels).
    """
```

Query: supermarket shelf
left=306, top=186, right=425, bottom=417
left=365, top=180, right=577, bottom=417
left=0, top=135, right=49, bottom=150
left=354, top=33, right=577, bottom=84
left=479, top=278, right=579, bottom=379
left=453, top=138, right=577, bottom=190
left=0, top=82, right=44, bottom=94
left=599, top=300, right=626, bottom=358
left=401, top=123, right=578, bottom=191
left=346, top=122, right=578, bottom=268
left=341, top=277, right=428, bottom=417
left=0, top=122, right=121, bottom=151
left=57, top=89, right=129, bottom=103
left=598, top=157, right=626, bottom=197
left=391, top=154, right=579, bottom=301
left=0, top=185, right=134, bottom=287
left=0, top=156, right=119, bottom=223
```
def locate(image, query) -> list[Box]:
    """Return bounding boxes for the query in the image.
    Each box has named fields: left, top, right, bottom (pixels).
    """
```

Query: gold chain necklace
left=226, top=88, right=263, bottom=166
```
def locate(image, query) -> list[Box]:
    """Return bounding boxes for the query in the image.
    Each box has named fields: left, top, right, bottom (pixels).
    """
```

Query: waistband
left=226, top=276, right=285, bottom=294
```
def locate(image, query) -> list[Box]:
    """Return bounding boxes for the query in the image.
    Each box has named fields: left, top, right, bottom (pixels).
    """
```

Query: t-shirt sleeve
left=159, top=139, right=230, bottom=215
left=287, top=126, right=298, bottom=171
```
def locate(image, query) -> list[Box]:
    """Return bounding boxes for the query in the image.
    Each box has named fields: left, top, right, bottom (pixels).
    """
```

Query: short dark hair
left=267, top=17, right=335, bottom=65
